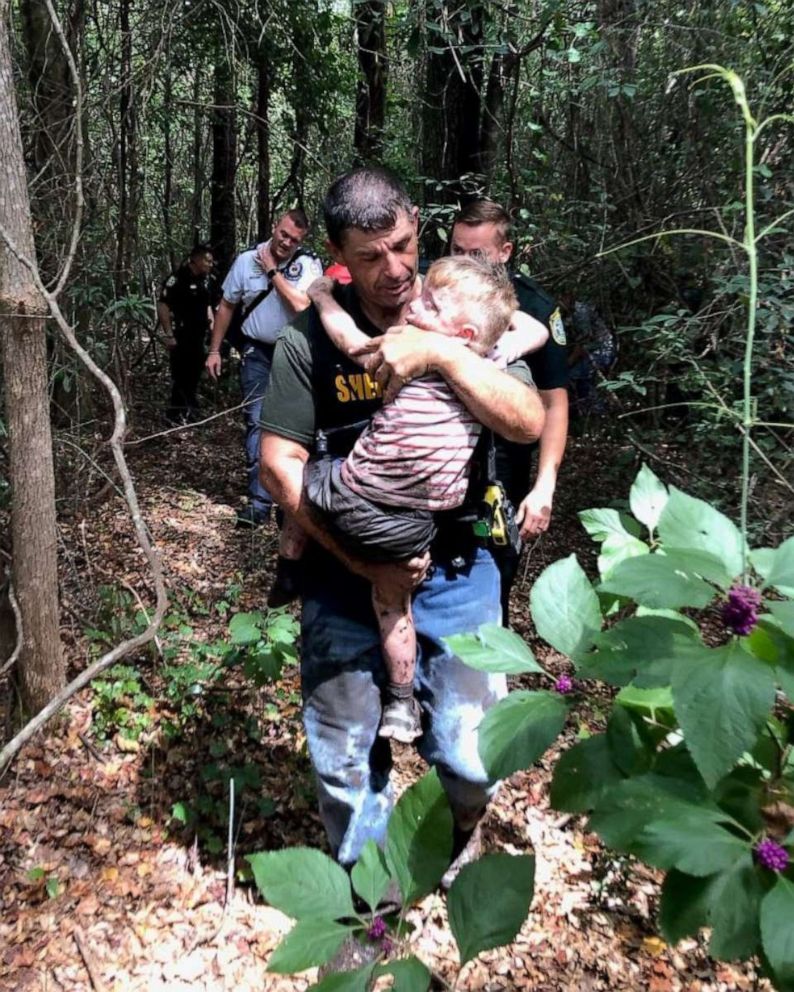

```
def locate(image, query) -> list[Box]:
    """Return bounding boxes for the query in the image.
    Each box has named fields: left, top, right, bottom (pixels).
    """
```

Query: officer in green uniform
left=450, top=201, right=569, bottom=624
left=157, top=244, right=219, bottom=424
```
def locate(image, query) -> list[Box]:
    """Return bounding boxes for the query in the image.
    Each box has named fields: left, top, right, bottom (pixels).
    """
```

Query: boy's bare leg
left=371, top=580, right=422, bottom=743
left=268, top=514, right=308, bottom=608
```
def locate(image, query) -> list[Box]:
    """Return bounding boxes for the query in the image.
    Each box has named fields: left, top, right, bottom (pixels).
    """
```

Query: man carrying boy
left=258, top=168, right=545, bottom=872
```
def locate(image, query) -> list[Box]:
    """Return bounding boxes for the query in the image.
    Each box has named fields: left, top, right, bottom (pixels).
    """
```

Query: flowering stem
left=740, top=106, right=758, bottom=581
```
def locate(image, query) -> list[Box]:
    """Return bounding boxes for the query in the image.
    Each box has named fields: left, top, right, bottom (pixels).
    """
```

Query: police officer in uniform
left=157, top=243, right=219, bottom=424
left=205, top=209, right=323, bottom=527
left=450, top=200, right=569, bottom=624
left=259, top=168, right=545, bottom=893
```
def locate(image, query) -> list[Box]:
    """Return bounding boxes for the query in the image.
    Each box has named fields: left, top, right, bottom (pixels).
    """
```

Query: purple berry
left=755, top=839, right=790, bottom=873
left=555, top=674, right=574, bottom=695
left=722, top=585, right=762, bottom=636
left=367, top=916, right=387, bottom=940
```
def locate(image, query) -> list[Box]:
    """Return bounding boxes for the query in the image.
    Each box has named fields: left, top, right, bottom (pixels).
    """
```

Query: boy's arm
left=308, top=277, right=370, bottom=368
left=499, top=310, right=549, bottom=363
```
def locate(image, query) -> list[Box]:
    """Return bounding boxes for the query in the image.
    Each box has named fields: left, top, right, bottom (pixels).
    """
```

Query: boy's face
left=405, top=281, right=482, bottom=343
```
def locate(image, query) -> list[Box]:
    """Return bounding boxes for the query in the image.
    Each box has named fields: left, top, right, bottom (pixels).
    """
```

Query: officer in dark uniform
left=157, top=243, right=219, bottom=424
left=450, top=201, right=569, bottom=625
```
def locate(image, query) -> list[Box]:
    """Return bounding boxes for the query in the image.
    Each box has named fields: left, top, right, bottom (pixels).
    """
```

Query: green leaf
left=351, top=841, right=392, bottom=914
left=267, top=918, right=352, bottom=973
left=580, top=614, right=699, bottom=688
left=708, top=854, right=764, bottom=960
left=761, top=877, right=794, bottom=989
left=478, top=691, right=569, bottom=780
left=616, top=684, right=674, bottom=722
left=599, top=554, right=716, bottom=610
left=672, top=641, right=776, bottom=789
left=578, top=507, right=642, bottom=542
left=385, top=769, right=453, bottom=905
left=448, top=853, right=535, bottom=965
left=662, top=547, right=734, bottom=588
left=629, top=464, right=668, bottom=531
left=606, top=705, right=653, bottom=776
left=373, top=957, right=431, bottom=991
left=768, top=601, right=794, bottom=638
left=530, top=555, right=602, bottom=659
left=639, top=810, right=749, bottom=876
left=445, top=624, right=543, bottom=675
left=229, top=611, right=264, bottom=645
left=597, top=532, right=649, bottom=579
left=45, top=877, right=60, bottom=899
left=311, top=963, right=376, bottom=991
left=659, top=870, right=712, bottom=944
left=247, top=848, right=356, bottom=920
left=550, top=735, right=624, bottom=813
left=754, top=537, right=794, bottom=597
left=658, top=488, right=743, bottom=579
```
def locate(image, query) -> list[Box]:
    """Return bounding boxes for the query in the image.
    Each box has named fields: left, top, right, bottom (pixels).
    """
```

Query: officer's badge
left=286, top=260, right=303, bottom=281
left=549, top=308, right=567, bottom=346
left=165, top=275, right=176, bottom=287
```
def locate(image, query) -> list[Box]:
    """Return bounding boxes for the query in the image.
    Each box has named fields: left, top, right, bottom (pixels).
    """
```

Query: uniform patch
left=165, top=275, right=176, bottom=287
left=286, top=260, right=303, bottom=281
left=549, top=308, right=567, bottom=346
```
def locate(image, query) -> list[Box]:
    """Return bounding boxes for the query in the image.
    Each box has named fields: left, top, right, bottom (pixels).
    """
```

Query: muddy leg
left=371, top=580, right=422, bottom=743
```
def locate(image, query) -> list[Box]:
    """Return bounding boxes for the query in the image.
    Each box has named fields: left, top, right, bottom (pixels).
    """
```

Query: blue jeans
left=239, top=341, right=273, bottom=511
left=300, top=546, right=505, bottom=866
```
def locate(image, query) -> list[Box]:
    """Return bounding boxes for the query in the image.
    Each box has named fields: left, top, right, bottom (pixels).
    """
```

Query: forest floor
left=0, top=378, right=773, bottom=992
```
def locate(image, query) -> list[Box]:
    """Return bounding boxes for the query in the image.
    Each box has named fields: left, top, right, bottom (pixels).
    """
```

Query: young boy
left=271, top=257, right=547, bottom=743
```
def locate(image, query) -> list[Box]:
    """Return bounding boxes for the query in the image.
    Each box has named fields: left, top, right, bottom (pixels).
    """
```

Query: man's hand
left=516, top=483, right=554, bottom=537
left=353, top=326, right=455, bottom=401
left=351, top=553, right=431, bottom=594
left=205, top=351, right=222, bottom=379
left=164, top=336, right=177, bottom=351
left=260, top=244, right=276, bottom=272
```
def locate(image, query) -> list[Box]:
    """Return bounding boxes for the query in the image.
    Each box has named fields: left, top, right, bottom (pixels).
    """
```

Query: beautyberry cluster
left=721, top=584, right=761, bottom=636
left=755, top=839, right=790, bottom=873
left=555, top=674, right=574, bottom=695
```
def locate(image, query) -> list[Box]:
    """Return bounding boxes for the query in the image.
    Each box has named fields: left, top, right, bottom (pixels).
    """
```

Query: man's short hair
left=281, top=208, right=310, bottom=231
left=425, top=256, right=517, bottom=353
left=190, top=243, right=214, bottom=260
left=453, top=199, right=512, bottom=244
left=324, top=167, right=413, bottom=247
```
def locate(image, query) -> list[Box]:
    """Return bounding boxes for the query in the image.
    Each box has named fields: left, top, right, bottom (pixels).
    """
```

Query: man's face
left=271, top=215, right=306, bottom=262
left=192, top=252, right=214, bottom=276
left=330, top=208, right=419, bottom=313
left=450, top=221, right=513, bottom=265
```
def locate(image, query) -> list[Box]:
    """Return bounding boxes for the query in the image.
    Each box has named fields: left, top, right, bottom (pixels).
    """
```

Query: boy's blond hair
left=425, top=256, right=517, bottom=354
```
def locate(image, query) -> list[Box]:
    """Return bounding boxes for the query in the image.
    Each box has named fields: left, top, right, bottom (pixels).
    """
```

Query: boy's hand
left=308, top=276, right=335, bottom=304
left=352, top=553, right=431, bottom=593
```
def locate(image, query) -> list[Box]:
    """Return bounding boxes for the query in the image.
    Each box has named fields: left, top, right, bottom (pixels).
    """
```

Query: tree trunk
left=210, top=52, right=237, bottom=273
left=0, top=8, right=64, bottom=715
left=255, top=43, right=270, bottom=243
left=354, top=0, right=387, bottom=162
left=114, top=0, right=138, bottom=294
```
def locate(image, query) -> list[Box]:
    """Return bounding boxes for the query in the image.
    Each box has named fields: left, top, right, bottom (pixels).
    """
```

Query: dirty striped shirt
left=340, top=353, right=505, bottom=511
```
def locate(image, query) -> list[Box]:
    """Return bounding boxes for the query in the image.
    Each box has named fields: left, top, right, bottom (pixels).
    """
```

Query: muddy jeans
left=300, top=545, right=505, bottom=866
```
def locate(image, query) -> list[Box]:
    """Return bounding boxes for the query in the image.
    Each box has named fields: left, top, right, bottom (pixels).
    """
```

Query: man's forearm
left=208, top=299, right=235, bottom=352
left=157, top=303, right=173, bottom=336
left=534, top=388, right=569, bottom=490
left=433, top=343, right=545, bottom=443
left=271, top=272, right=310, bottom=314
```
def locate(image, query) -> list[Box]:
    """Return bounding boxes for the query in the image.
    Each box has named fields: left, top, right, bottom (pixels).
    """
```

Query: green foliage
left=456, top=463, right=794, bottom=989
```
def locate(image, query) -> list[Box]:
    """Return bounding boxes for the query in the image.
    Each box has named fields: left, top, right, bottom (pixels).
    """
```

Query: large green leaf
left=746, top=619, right=794, bottom=700
left=658, top=870, right=712, bottom=944
left=761, top=877, right=794, bottom=990
left=445, top=624, right=544, bottom=675
left=589, top=775, right=717, bottom=853
left=351, top=841, right=392, bottom=914
left=658, top=487, right=744, bottom=579
left=606, top=705, right=653, bottom=776
left=247, top=848, right=355, bottom=921
left=311, top=964, right=376, bottom=992
left=579, top=507, right=642, bottom=542
left=616, top=684, right=674, bottom=723
left=768, top=601, right=794, bottom=638
left=707, top=854, right=765, bottom=960
left=385, top=770, right=453, bottom=905
left=267, top=918, right=353, bottom=973
left=599, top=554, right=716, bottom=610
left=597, top=532, right=649, bottom=580
left=753, top=537, right=794, bottom=597
left=373, top=956, right=431, bottom=991
left=550, top=735, right=624, bottom=813
left=672, top=641, right=776, bottom=789
left=229, top=611, right=264, bottom=645
left=530, top=555, right=602, bottom=659
left=448, top=854, right=535, bottom=965
left=638, top=809, right=749, bottom=876
left=478, top=691, right=570, bottom=780
left=579, top=614, right=699, bottom=688
left=661, top=547, right=734, bottom=589
left=629, top=464, right=669, bottom=532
